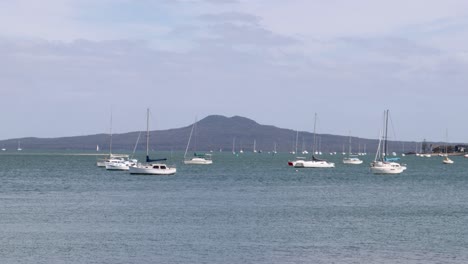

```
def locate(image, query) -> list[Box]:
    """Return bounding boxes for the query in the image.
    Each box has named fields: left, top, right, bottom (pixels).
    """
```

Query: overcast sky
left=1, top=0, right=468, bottom=142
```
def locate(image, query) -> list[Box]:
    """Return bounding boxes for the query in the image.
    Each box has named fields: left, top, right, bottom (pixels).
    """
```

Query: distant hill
left=0, top=115, right=425, bottom=154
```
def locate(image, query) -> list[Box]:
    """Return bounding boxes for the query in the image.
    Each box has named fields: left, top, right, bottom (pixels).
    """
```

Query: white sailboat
left=232, top=137, right=236, bottom=155
left=105, top=131, right=141, bottom=171
left=343, top=132, right=363, bottom=165
left=442, top=129, right=454, bottom=164
left=184, top=118, right=213, bottom=165
left=370, top=110, right=406, bottom=174
left=288, top=113, right=335, bottom=168
left=97, top=112, right=134, bottom=168
left=129, top=109, right=176, bottom=175
left=17, top=141, right=22, bottom=151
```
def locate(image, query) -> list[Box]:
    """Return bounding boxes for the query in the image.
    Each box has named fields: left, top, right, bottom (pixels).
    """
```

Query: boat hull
left=129, top=164, right=176, bottom=175
left=343, top=158, right=363, bottom=165
left=184, top=158, right=213, bottom=165
left=290, top=159, right=335, bottom=168
left=105, top=163, right=130, bottom=170
left=370, top=161, right=406, bottom=174
left=443, top=158, right=454, bottom=164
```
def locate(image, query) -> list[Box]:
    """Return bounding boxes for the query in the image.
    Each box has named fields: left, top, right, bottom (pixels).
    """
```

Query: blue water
left=0, top=152, right=467, bottom=263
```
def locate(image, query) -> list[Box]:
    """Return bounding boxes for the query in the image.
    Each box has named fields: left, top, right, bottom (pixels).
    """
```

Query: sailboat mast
left=295, top=131, right=298, bottom=154
left=312, top=113, right=317, bottom=157
left=109, top=111, right=113, bottom=155
left=348, top=131, right=352, bottom=155
left=384, top=110, right=389, bottom=157
left=146, top=108, right=150, bottom=158
left=184, top=119, right=196, bottom=159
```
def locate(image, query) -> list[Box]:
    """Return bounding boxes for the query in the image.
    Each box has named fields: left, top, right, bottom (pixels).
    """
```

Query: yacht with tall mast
left=343, top=132, right=363, bottom=165
left=442, top=129, right=454, bottom=164
left=288, top=113, right=335, bottom=168
left=129, top=109, right=176, bottom=175
left=370, top=110, right=406, bottom=174
left=184, top=118, right=213, bottom=165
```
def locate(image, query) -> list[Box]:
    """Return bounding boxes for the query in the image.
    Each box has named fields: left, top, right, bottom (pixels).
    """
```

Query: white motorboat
left=370, top=110, right=407, bottom=174
left=129, top=109, right=176, bottom=175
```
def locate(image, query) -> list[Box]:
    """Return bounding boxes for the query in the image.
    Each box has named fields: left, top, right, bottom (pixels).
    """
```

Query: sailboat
left=129, top=109, right=176, bottom=175
left=343, top=132, right=363, bottom=165
left=97, top=112, right=131, bottom=168
left=290, top=131, right=298, bottom=154
left=184, top=118, right=213, bottom=165
left=17, top=141, right=22, bottom=151
left=442, top=129, right=454, bottom=164
left=370, top=110, right=406, bottom=174
left=288, top=113, right=335, bottom=168
left=232, top=137, right=236, bottom=155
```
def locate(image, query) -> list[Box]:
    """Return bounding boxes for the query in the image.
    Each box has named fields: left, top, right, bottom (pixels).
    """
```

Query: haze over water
left=0, top=152, right=467, bottom=263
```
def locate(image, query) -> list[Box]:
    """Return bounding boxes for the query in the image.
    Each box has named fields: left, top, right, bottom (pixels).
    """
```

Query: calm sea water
left=0, top=152, right=467, bottom=264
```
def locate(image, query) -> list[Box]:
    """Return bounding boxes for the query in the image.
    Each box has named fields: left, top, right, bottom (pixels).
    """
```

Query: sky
left=1, top=0, right=468, bottom=142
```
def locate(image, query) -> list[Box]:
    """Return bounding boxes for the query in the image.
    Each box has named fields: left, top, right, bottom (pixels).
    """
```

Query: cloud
left=1, top=1, right=468, bottom=141
left=198, top=12, right=260, bottom=25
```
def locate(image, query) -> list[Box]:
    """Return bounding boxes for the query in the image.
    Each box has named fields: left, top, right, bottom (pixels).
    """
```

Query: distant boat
left=442, top=129, right=454, bottom=165
left=17, top=141, right=22, bottom=151
left=253, top=139, right=261, bottom=153
left=1, top=148, right=5, bottom=151
left=105, top=158, right=137, bottom=171
left=288, top=113, right=334, bottom=168
left=97, top=112, right=135, bottom=168
left=232, top=137, right=236, bottom=155
left=184, top=118, right=213, bottom=165
left=129, top=109, right=176, bottom=175
left=343, top=132, right=363, bottom=165
left=370, top=110, right=406, bottom=174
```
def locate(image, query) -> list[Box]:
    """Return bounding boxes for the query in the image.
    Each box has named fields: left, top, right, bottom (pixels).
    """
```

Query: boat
left=105, top=158, right=138, bottom=170
left=253, top=139, right=261, bottom=153
left=288, top=113, right=335, bottom=168
left=442, top=129, right=454, bottom=164
left=184, top=118, right=213, bottom=165
left=129, top=109, right=176, bottom=175
left=370, top=110, right=406, bottom=174
left=97, top=113, right=135, bottom=167
left=17, top=141, right=22, bottom=151
left=443, top=156, right=454, bottom=164
left=232, top=137, right=236, bottom=155
left=343, top=132, right=363, bottom=165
